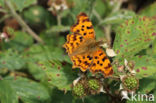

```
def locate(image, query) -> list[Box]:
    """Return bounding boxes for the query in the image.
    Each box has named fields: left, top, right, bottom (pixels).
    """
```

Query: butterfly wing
left=71, top=54, right=93, bottom=72
left=63, top=33, right=84, bottom=55
left=71, top=13, right=95, bottom=39
left=90, top=48, right=113, bottom=77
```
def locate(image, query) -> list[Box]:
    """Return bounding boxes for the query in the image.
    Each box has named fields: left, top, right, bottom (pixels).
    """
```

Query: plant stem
left=103, top=25, right=111, bottom=47
left=4, top=0, right=44, bottom=44
left=57, top=12, right=62, bottom=26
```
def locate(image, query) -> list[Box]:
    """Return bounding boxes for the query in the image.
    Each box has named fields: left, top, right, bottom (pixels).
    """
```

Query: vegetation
left=0, top=0, right=156, bottom=103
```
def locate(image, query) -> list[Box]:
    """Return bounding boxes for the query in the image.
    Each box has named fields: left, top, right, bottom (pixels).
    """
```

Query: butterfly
left=63, top=13, right=113, bottom=77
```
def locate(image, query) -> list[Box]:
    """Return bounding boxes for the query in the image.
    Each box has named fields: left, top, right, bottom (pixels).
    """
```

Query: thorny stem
left=4, top=0, right=44, bottom=44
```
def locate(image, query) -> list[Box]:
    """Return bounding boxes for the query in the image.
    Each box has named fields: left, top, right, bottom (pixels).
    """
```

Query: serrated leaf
left=139, top=2, right=156, bottom=17
left=0, top=80, right=18, bottom=103
left=24, top=44, right=70, bottom=62
left=0, top=49, right=26, bottom=70
left=38, top=60, right=77, bottom=91
left=129, top=56, right=156, bottom=79
left=4, top=76, right=50, bottom=103
left=113, top=16, right=156, bottom=60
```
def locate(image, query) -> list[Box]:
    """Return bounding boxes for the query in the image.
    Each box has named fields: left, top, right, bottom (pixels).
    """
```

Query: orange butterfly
left=63, top=13, right=113, bottom=77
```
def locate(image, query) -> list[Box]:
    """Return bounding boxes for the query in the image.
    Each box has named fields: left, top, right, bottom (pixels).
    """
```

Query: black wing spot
left=78, top=60, right=82, bottom=63
left=92, top=63, right=96, bottom=66
left=105, top=63, right=112, bottom=69
left=82, top=19, right=90, bottom=22
left=76, top=30, right=80, bottom=32
left=99, top=53, right=103, bottom=56
left=83, top=33, right=86, bottom=36
left=97, top=61, right=99, bottom=64
left=82, top=25, right=84, bottom=28
left=70, top=43, right=73, bottom=46
left=87, top=56, right=92, bottom=60
left=84, top=61, right=89, bottom=65
left=87, top=26, right=93, bottom=29
left=83, top=56, right=85, bottom=59
left=100, top=63, right=103, bottom=66
left=102, top=56, right=107, bottom=62
left=76, top=43, right=79, bottom=45
left=89, top=32, right=94, bottom=34
left=95, top=56, right=98, bottom=59
left=73, top=35, right=77, bottom=41
left=81, top=29, right=84, bottom=31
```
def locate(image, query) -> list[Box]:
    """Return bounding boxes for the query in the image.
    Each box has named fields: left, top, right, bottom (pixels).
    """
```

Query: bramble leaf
left=0, top=80, right=18, bottom=103
left=11, top=0, right=37, bottom=12
left=129, top=56, right=156, bottom=79
left=4, top=76, right=50, bottom=103
left=139, top=2, right=156, bottom=17
left=39, top=60, right=77, bottom=91
left=113, top=16, right=156, bottom=60
left=0, top=49, right=26, bottom=70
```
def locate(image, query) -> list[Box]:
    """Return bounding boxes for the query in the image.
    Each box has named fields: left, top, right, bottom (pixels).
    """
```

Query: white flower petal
left=73, top=76, right=81, bottom=86
left=100, top=86, right=106, bottom=93
left=106, top=48, right=117, bottom=57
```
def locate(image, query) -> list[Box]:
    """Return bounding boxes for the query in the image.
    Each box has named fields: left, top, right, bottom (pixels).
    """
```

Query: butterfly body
left=63, top=13, right=113, bottom=77
left=70, top=39, right=104, bottom=57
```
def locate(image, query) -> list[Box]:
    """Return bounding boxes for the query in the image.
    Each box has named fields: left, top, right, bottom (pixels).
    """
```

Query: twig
left=93, top=9, right=102, bottom=22
left=112, top=0, right=123, bottom=13
left=4, top=0, right=44, bottom=44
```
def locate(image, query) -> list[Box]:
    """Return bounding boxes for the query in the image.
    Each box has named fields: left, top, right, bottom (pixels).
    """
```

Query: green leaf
left=24, top=44, right=70, bottom=80
left=94, top=26, right=105, bottom=39
left=39, top=60, right=77, bottom=91
left=11, top=0, right=37, bottom=12
left=24, top=44, right=70, bottom=62
left=0, top=0, right=4, bottom=7
left=139, top=2, right=156, bottom=17
left=50, top=88, right=74, bottom=103
left=130, top=56, right=156, bottom=79
left=3, top=30, right=33, bottom=52
left=94, top=0, right=110, bottom=18
left=72, top=0, right=95, bottom=16
left=0, top=49, right=26, bottom=70
left=4, top=76, right=50, bottom=103
left=0, top=80, right=18, bottom=103
left=138, top=75, right=156, bottom=94
left=46, top=25, right=70, bottom=33
left=113, top=16, right=156, bottom=60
